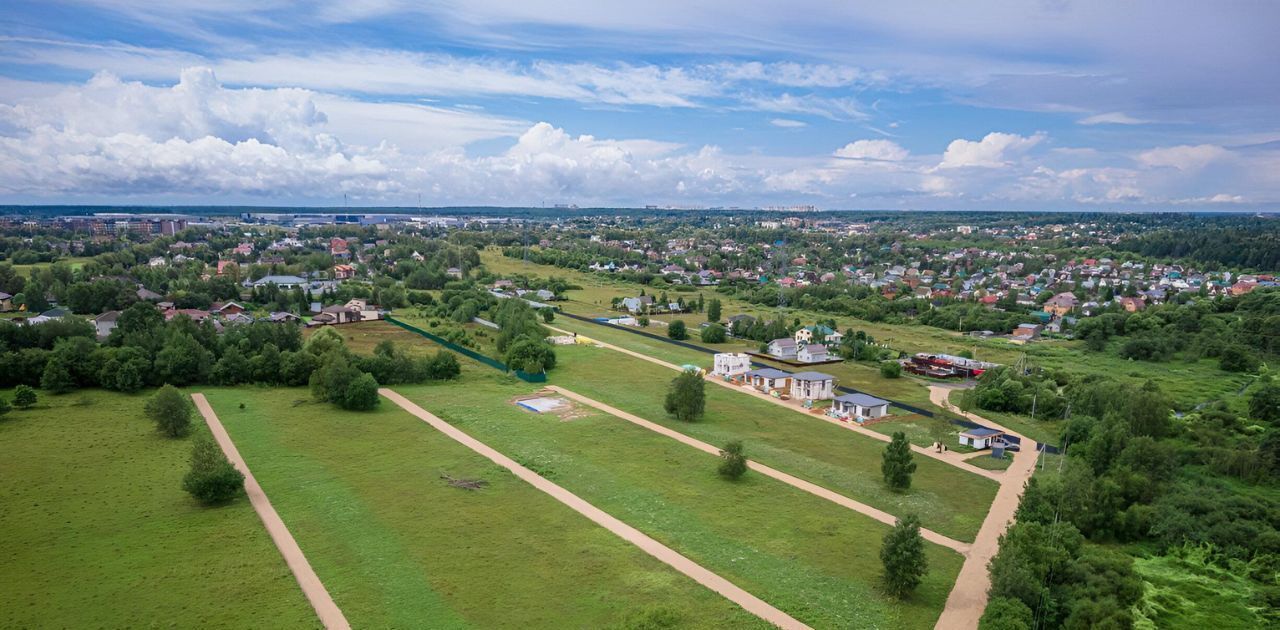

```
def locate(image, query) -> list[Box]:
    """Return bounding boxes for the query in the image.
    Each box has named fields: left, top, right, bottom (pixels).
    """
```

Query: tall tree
left=882, top=431, right=917, bottom=491
left=880, top=514, right=928, bottom=599
left=664, top=369, right=706, bottom=422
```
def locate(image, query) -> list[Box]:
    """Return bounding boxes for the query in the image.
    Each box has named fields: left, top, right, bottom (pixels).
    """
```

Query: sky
left=1, top=1, right=1278, bottom=210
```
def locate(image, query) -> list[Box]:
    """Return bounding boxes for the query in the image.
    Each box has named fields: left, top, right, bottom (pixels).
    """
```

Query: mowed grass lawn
left=202, top=388, right=761, bottom=629
left=397, top=376, right=964, bottom=629
left=546, top=344, right=998, bottom=542
left=0, top=389, right=317, bottom=628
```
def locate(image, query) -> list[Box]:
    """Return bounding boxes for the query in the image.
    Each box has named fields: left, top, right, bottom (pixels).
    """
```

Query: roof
left=254, top=275, right=307, bottom=285
left=745, top=368, right=792, bottom=379
left=94, top=310, right=121, bottom=322
left=835, top=393, right=889, bottom=407
left=0, top=292, right=11, bottom=299
left=801, top=344, right=828, bottom=353
left=769, top=337, right=797, bottom=348
left=790, top=371, right=835, bottom=382
left=960, top=427, right=1005, bottom=438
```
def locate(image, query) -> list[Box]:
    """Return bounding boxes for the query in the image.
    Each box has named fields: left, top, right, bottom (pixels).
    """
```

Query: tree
left=155, top=333, right=212, bottom=386
left=1219, top=344, right=1260, bottom=373
left=700, top=323, right=727, bottom=343
left=664, top=369, right=706, bottom=422
left=540, top=307, right=555, bottom=323
left=182, top=434, right=244, bottom=505
left=12, top=385, right=36, bottom=409
left=1250, top=380, right=1280, bottom=423
left=40, top=357, right=76, bottom=394
left=707, top=298, right=722, bottom=323
left=880, top=514, right=928, bottom=598
left=343, top=373, right=381, bottom=411
left=882, top=431, right=916, bottom=491
left=505, top=337, right=557, bottom=373
left=667, top=320, right=688, bottom=340
left=978, top=597, right=1034, bottom=630
left=146, top=384, right=193, bottom=438
left=880, top=360, right=902, bottom=379
left=718, top=440, right=748, bottom=479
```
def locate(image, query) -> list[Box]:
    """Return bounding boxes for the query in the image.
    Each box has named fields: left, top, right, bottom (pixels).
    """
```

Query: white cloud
left=770, top=118, right=807, bottom=128
left=938, top=132, right=1045, bottom=169
left=1137, top=144, right=1229, bottom=170
left=833, top=139, right=908, bottom=161
left=740, top=93, right=866, bottom=120
left=1078, top=111, right=1152, bottom=125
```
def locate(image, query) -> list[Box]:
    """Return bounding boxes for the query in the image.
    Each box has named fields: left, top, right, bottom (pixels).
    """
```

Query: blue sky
left=1, top=1, right=1278, bottom=209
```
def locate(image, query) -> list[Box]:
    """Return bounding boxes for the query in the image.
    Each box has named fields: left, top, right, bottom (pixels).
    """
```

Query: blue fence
left=385, top=316, right=547, bottom=383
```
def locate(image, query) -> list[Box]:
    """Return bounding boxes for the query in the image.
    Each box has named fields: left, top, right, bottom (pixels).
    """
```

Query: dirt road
left=380, top=388, right=810, bottom=630
left=191, top=394, right=350, bottom=630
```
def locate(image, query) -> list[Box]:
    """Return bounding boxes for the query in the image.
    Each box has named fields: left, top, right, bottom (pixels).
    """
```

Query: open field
left=202, top=387, right=761, bottom=629
left=11, top=256, right=96, bottom=277
left=545, top=343, right=998, bottom=541
left=0, top=389, right=317, bottom=628
left=396, top=375, right=965, bottom=629
left=480, top=249, right=1250, bottom=410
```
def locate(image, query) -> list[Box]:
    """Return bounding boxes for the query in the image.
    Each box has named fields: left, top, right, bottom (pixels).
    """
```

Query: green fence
left=385, top=316, right=547, bottom=383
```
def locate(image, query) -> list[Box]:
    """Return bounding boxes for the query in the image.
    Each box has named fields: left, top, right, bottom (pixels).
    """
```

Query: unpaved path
left=191, top=394, right=350, bottom=630
left=547, top=325, right=1002, bottom=480
left=927, top=386, right=1039, bottom=630
left=380, top=388, right=810, bottom=630
left=548, top=385, right=969, bottom=554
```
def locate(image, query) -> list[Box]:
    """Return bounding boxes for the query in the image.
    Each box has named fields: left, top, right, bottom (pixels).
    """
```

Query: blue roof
left=790, top=371, right=835, bottom=381
left=962, top=427, right=1004, bottom=437
left=835, top=393, right=889, bottom=407
left=745, top=368, right=791, bottom=379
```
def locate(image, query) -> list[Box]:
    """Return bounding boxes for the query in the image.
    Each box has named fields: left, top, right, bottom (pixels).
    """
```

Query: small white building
left=797, top=344, right=829, bottom=363
left=959, top=427, right=1006, bottom=450
left=789, top=372, right=836, bottom=401
left=833, top=393, right=890, bottom=420
left=794, top=328, right=814, bottom=344
left=745, top=367, right=792, bottom=393
left=712, top=353, right=752, bottom=378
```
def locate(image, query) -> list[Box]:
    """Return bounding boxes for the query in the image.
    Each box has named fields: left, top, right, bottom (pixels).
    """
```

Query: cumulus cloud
left=1137, top=144, right=1230, bottom=170
left=834, top=139, right=908, bottom=161
left=938, top=132, right=1045, bottom=169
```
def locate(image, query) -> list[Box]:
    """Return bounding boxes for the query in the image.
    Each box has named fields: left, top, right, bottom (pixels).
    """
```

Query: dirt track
left=191, top=394, right=350, bottom=630
left=380, top=388, right=810, bottom=630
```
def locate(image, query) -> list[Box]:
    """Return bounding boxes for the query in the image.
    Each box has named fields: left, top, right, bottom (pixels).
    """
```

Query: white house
left=789, top=372, right=836, bottom=401
left=712, top=353, right=752, bottom=379
left=745, top=367, right=792, bottom=393
left=767, top=338, right=798, bottom=359
left=794, top=328, right=814, bottom=344
left=93, top=310, right=121, bottom=339
left=832, top=393, right=890, bottom=420
left=959, top=427, right=1006, bottom=450
left=797, top=344, right=829, bottom=363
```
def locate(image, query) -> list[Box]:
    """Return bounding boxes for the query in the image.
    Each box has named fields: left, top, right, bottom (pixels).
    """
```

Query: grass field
left=396, top=375, right=964, bottom=629
left=0, top=389, right=318, bottom=628
left=545, top=343, right=998, bottom=542
left=480, top=248, right=1250, bottom=410
left=203, top=387, right=763, bottom=629
left=11, top=256, right=96, bottom=277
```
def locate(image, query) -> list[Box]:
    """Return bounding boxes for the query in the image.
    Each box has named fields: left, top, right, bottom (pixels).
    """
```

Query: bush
left=182, top=435, right=244, bottom=505
left=425, top=351, right=461, bottom=380
left=880, top=361, right=902, bottom=379
left=1220, top=344, right=1260, bottom=373
left=700, top=323, right=726, bottom=344
left=718, top=440, right=748, bottom=479
left=12, top=385, right=37, bottom=409
left=343, top=373, right=381, bottom=411
left=0, top=397, right=10, bottom=418
left=145, top=384, right=193, bottom=438
left=667, top=320, right=688, bottom=340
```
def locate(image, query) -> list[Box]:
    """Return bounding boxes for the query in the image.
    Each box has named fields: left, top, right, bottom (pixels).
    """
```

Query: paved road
left=928, top=387, right=1039, bottom=630
left=548, top=385, right=969, bottom=554
left=191, top=394, right=351, bottom=630
left=380, top=388, right=811, bottom=630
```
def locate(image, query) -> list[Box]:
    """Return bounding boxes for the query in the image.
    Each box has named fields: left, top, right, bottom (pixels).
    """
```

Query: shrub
left=145, top=384, right=193, bottom=438
left=343, top=373, right=381, bottom=411
left=718, top=440, right=748, bottom=479
left=667, top=320, right=688, bottom=340
left=182, top=435, right=244, bottom=505
left=700, top=323, right=726, bottom=344
left=880, top=361, right=902, bottom=379
left=12, top=385, right=37, bottom=409
left=0, top=397, right=10, bottom=418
